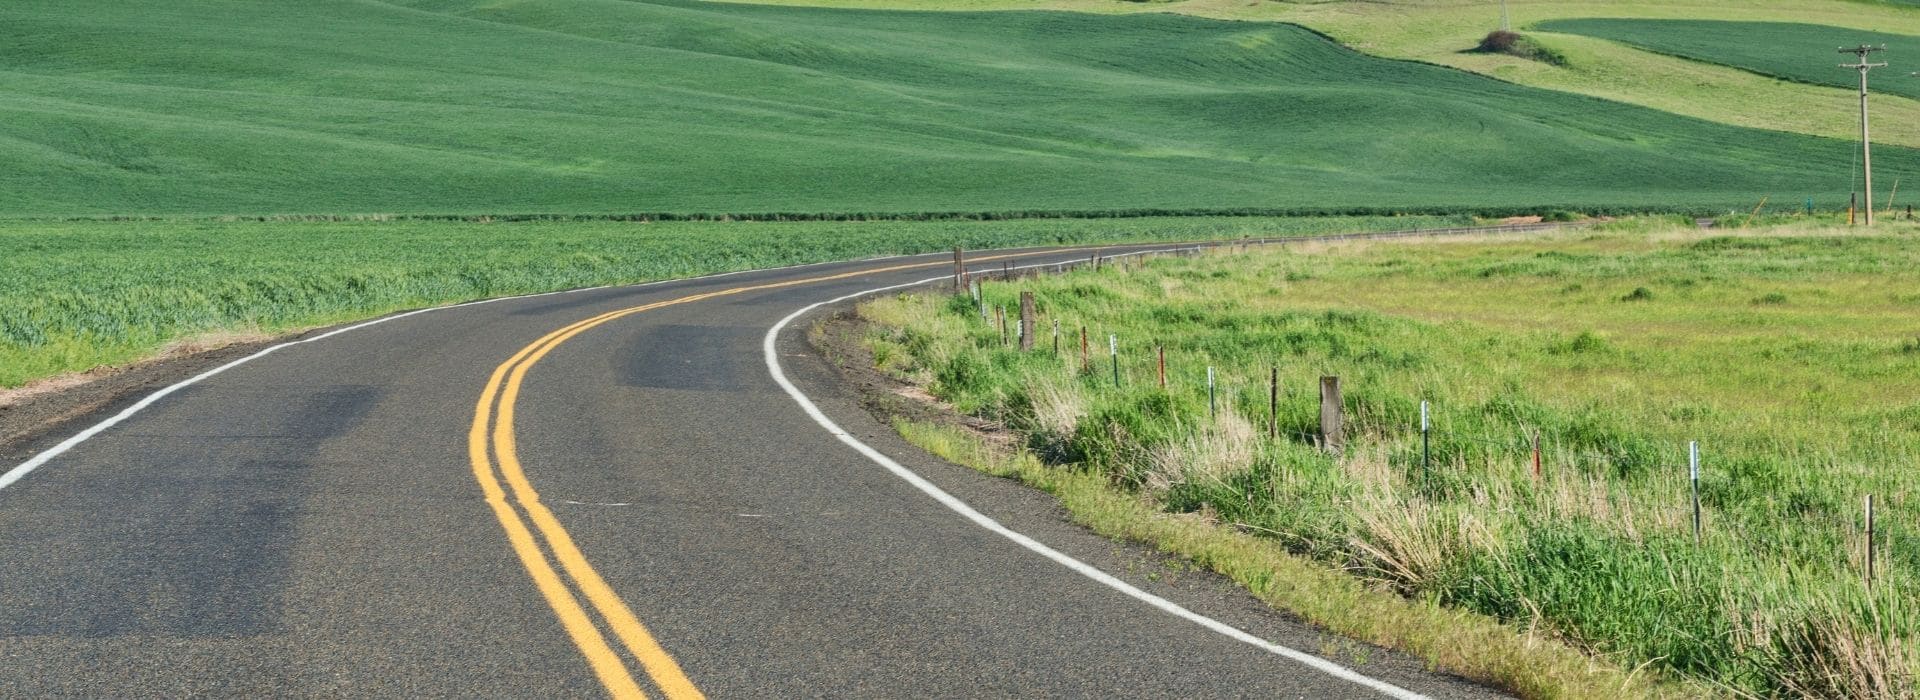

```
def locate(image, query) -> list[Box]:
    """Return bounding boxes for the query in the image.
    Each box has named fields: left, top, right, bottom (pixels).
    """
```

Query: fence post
left=1866, top=494, right=1876, bottom=586
left=997, top=306, right=1007, bottom=346
left=1420, top=400, right=1430, bottom=486
left=1268, top=367, right=1278, bottom=440
left=1207, top=366, right=1217, bottom=421
left=1019, top=292, right=1036, bottom=352
left=952, top=247, right=964, bottom=293
left=1531, top=431, right=1542, bottom=481
left=1157, top=346, right=1167, bottom=390
left=1689, top=441, right=1702, bottom=544
left=1052, top=319, right=1060, bottom=356
left=1080, top=326, right=1089, bottom=371
left=1320, top=376, right=1343, bottom=455
left=974, top=282, right=986, bottom=322
left=1110, top=334, right=1120, bottom=388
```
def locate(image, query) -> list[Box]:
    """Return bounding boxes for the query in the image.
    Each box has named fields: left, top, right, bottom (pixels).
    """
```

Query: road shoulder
left=0, top=334, right=298, bottom=463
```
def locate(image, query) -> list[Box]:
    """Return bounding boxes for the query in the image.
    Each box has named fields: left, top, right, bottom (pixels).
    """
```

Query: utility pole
left=1842, top=45, right=1887, bottom=226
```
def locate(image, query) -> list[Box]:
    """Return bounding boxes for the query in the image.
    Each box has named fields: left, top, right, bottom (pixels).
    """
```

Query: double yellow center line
left=466, top=253, right=1042, bottom=697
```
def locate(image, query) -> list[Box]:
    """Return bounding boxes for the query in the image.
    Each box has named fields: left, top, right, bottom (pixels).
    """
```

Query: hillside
left=1543, top=19, right=1920, bottom=101
left=0, top=0, right=1910, bottom=217
left=745, top=0, right=1920, bottom=148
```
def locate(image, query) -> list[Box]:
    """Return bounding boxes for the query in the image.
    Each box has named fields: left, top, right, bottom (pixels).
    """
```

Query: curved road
left=0, top=242, right=1504, bottom=698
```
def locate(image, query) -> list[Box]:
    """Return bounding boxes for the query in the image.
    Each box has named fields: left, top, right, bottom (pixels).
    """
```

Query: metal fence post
left=1689, top=441, right=1702, bottom=544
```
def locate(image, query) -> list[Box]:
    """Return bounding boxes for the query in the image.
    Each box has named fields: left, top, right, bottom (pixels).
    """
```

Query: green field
left=744, top=0, right=1920, bottom=148
left=1542, top=19, right=1920, bottom=101
left=861, top=220, right=1919, bottom=697
left=0, top=215, right=1478, bottom=389
left=0, top=0, right=1914, bottom=217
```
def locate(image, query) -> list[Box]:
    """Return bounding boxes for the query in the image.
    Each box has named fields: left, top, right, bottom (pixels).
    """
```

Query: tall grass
left=862, top=218, right=1920, bottom=697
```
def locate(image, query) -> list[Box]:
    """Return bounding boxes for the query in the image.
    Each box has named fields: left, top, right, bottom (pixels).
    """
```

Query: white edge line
left=0, top=247, right=971, bottom=492
left=760, top=252, right=1428, bottom=700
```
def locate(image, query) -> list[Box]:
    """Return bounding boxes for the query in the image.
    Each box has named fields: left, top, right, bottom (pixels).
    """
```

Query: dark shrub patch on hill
left=1473, top=30, right=1569, bottom=66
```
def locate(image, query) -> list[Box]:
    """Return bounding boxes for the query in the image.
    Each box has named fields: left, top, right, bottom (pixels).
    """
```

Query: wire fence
left=939, top=225, right=1898, bottom=588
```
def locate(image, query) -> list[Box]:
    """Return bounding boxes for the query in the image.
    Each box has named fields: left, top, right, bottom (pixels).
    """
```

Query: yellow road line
left=470, top=373, right=649, bottom=698
left=468, top=253, right=1043, bottom=698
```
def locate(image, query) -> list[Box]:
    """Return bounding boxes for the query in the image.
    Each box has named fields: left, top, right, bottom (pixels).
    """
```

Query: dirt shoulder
left=0, top=333, right=299, bottom=461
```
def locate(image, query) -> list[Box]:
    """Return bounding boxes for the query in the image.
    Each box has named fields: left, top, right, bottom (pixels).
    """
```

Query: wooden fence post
left=1019, top=292, right=1036, bottom=352
left=1531, top=431, right=1542, bottom=481
left=1319, top=376, right=1343, bottom=454
left=1080, top=326, right=1089, bottom=371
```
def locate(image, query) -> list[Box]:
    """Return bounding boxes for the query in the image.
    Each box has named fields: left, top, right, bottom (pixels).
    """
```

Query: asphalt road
left=0, top=242, right=1509, bottom=698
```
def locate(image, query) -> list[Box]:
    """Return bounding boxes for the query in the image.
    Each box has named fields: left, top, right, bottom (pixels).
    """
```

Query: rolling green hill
left=738, top=0, right=1920, bottom=148
left=0, top=0, right=1908, bottom=217
left=1541, top=19, right=1920, bottom=100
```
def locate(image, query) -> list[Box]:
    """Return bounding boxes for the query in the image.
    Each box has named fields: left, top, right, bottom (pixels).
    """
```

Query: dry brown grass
left=1144, top=408, right=1257, bottom=492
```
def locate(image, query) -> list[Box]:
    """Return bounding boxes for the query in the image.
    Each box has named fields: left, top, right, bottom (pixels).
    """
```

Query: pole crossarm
left=1839, top=44, right=1888, bottom=73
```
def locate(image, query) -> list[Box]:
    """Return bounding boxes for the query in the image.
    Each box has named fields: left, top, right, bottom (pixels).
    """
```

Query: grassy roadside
left=893, top=418, right=1690, bottom=698
left=857, top=217, right=1920, bottom=697
left=0, top=214, right=1468, bottom=389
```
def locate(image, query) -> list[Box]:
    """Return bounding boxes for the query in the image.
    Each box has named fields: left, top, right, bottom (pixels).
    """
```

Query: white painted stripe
left=761, top=256, right=1428, bottom=700
left=0, top=248, right=963, bottom=492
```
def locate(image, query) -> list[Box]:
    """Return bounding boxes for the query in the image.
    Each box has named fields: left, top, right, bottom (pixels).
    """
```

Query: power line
left=1841, top=45, right=1887, bottom=226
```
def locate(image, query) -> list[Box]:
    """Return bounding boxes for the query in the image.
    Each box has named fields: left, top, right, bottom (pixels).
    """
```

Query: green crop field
left=745, top=0, right=1920, bottom=148
left=1542, top=19, right=1920, bottom=101
left=0, top=215, right=1474, bottom=389
left=0, top=0, right=1913, bottom=217
left=861, top=219, right=1919, bottom=697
